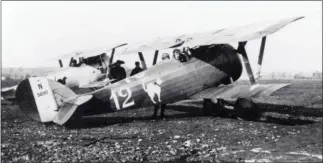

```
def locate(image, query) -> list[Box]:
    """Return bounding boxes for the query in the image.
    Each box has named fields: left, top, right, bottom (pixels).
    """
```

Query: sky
left=2, top=1, right=322, bottom=73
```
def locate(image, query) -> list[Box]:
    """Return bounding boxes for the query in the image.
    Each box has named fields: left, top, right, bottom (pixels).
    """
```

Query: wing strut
left=138, top=52, right=147, bottom=70
left=152, top=50, right=159, bottom=65
left=108, top=43, right=128, bottom=65
left=256, top=36, right=267, bottom=80
left=237, top=41, right=256, bottom=85
left=58, top=60, right=63, bottom=68
left=109, top=48, right=115, bottom=65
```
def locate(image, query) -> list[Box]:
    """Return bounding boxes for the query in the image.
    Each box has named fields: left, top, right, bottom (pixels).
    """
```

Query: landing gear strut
left=203, top=98, right=261, bottom=121
left=203, top=99, right=224, bottom=116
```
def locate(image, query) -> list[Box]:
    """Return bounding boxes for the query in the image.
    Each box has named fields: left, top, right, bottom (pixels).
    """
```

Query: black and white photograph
left=1, top=1, right=322, bottom=162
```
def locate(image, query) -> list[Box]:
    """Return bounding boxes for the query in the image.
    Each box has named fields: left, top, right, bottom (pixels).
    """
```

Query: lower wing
left=189, top=83, right=289, bottom=101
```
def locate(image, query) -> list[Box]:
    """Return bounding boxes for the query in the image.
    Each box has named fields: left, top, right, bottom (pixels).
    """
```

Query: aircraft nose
left=208, top=44, right=243, bottom=84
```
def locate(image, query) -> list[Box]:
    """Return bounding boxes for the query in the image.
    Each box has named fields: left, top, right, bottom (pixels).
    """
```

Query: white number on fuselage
left=110, top=87, right=135, bottom=110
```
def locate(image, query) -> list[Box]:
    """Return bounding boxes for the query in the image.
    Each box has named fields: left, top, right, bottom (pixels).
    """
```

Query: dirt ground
left=1, top=79, right=322, bottom=163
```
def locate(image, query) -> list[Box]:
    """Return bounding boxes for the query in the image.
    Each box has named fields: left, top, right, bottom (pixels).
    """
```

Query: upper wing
left=183, top=16, right=303, bottom=48
left=77, top=43, right=128, bottom=58
left=122, top=16, right=303, bottom=54
left=50, top=43, right=128, bottom=61
left=189, top=83, right=289, bottom=100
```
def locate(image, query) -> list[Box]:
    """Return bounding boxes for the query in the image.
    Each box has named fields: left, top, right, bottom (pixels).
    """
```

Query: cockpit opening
left=172, top=47, right=192, bottom=63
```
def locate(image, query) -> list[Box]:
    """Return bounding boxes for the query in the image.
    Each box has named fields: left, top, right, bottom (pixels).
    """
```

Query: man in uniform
left=109, top=60, right=126, bottom=82
left=130, top=61, right=143, bottom=76
left=173, top=49, right=187, bottom=62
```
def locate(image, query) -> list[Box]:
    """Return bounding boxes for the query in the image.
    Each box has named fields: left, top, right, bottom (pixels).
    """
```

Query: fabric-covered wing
left=122, top=16, right=303, bottom=54
left=77, top=43, right=128, bottom=58
left=50, top=43, right=128, bottom=61
left=183, top=17, right=303, bottom=48
left=189, top=84, right=289, bottom=100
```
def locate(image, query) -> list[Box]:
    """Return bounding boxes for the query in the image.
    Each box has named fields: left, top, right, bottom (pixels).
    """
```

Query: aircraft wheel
left=203, top=99, right=223, bottom=116
left=234, top=98, right=261, bottom=121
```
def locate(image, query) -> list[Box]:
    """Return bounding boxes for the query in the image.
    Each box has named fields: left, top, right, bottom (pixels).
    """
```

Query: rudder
left=15, top=77, right=90, bottom=125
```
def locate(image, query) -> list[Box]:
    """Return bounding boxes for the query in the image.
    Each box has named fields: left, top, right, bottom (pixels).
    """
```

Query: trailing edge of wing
left=121, top=16, right=304, bottom=54
left=184, top=16, right=304, bottom=48
left=48, top=43, right=128, bottom=61
left=189, top=83, right=290, bottom=100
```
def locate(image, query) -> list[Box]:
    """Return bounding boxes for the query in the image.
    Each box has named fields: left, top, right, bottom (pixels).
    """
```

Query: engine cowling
left=191, top=44, right=243, bottom=85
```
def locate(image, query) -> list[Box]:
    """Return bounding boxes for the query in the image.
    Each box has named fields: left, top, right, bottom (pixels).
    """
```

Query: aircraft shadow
left=76, top=103, right=321, bottom=129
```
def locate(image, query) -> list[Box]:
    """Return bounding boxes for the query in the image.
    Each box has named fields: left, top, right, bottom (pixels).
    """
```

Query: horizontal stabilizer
left=1, top=85, right=18, bottom=101
left=15, top=77, right=92, bottom=125
left=79, top=78, right=115, bottom=89
left=53, top=95, right=92, bottom=125
left=190, top=84, right=290, bottom=100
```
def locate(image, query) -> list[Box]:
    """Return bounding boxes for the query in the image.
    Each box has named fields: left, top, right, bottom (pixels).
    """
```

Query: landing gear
left=203, top=99, right=224, bottom=116
left=152, top=104, right=167, bottom=119
left=203, top=98, right=261, bottom=121
left=233, top=98, right=261, bottom=121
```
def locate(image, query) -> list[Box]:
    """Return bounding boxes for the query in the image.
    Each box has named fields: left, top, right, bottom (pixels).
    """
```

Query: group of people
left=108, top=60, right=144, bottom=83
left=161, top=47, right=192, bottom=62
left=102, top=47, right=193, bottom=83
left=172, top=47, right=192, bottom=62
left=69, top=58, right=83, bottom=67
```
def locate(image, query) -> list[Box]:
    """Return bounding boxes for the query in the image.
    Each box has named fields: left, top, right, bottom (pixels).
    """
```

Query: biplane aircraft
left=14, top=16, right=303, bottom=126
left=1, top=43, right=130, bottom=101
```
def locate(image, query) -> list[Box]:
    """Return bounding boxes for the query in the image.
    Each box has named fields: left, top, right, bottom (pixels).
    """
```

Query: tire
left=203, top=99, right=223, bottom=117
left=234, top=98, right=261, bottom=121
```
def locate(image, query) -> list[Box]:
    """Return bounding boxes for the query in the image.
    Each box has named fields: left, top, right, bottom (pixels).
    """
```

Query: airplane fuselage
left=84, top=44, right=243, bottom=114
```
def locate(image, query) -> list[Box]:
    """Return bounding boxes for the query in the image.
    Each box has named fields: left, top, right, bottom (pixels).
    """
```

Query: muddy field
left=1, top=79, right=322, bottom=162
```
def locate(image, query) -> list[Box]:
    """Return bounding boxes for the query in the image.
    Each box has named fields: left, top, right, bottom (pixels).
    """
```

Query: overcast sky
left=2, top=1, right=322, bottom=73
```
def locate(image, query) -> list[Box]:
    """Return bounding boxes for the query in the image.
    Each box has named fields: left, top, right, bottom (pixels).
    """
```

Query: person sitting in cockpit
left=173, top=49, right=187, bottom=62
left=70, top=58, right=78, bottom=67
left=77, top=57, right=84, bottom=67
left=182, top=47, right=192, bottom=60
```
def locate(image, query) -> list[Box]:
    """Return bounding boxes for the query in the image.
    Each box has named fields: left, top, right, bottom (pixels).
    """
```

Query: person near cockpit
left=130, top=61, right=143, bottom=76
left=109, top=60, right=126, bottom=82
left=173, top=49, right=187, bottom=62
left=70, top=58, right=78, bottom=67
left=182, top=47, right=192, bottom=60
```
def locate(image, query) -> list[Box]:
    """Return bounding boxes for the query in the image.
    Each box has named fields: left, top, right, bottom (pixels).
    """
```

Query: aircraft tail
left=15, top=77, right=92, bottom=125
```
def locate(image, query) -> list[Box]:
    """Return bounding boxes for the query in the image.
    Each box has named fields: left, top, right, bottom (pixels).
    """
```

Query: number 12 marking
left=110, top=87, right=135, bottom=110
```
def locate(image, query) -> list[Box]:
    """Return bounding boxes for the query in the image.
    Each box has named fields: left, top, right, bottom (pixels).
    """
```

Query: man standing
left=130, top=61, right=143, bottom=76
left=109, top=60, right=127, bottom=82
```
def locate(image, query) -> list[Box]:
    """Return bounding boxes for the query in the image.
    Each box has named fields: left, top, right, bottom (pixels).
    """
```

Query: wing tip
left=294, top=16, right=305, bottom=21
